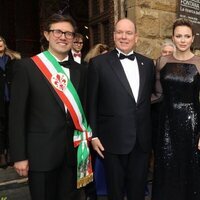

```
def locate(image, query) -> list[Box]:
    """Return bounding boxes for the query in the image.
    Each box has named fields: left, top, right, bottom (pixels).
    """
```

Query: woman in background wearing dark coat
left=0, top=35, right=21, bottom=168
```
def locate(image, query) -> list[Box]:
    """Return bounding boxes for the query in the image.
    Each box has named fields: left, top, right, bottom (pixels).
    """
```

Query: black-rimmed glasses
left=49, top=29, right=75, bottom=39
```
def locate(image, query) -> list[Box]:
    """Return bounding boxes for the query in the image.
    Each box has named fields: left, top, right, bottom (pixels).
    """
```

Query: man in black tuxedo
left=87, top=18, right=154, bottom=200
left=9, top=14, right=87, bottom=200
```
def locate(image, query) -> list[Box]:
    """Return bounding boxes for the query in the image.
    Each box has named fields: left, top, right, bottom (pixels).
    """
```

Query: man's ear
left=44, top=31, right=50, bottom=42
left=135, top=33, right=139, bottom=44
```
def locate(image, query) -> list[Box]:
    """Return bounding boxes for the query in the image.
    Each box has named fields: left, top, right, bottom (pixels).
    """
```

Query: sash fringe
left=77, top=173, right=93, bottom=189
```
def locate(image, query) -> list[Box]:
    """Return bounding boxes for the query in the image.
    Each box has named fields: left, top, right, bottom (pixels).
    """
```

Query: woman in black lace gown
left=152, top=18, right=200, bottom=200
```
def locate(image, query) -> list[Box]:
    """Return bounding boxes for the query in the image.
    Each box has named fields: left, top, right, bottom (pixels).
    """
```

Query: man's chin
left=59, top=49, right=71, bottom=54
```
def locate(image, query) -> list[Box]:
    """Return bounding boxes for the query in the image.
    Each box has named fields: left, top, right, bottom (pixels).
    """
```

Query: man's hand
left=198, top=138, right=200, bottom=150
left=14, top=160, right=29, bottom=177
left=91, top=138, right=105, bottom=158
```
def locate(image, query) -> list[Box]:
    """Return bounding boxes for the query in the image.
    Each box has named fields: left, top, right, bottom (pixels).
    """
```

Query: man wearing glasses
left=9, top=13, right=89, bottom=200
left=69, top=33, right=84, bottom=64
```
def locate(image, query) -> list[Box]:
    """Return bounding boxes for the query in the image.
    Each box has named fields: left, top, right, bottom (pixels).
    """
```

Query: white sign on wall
left=178, top=0, right=200, bottom=49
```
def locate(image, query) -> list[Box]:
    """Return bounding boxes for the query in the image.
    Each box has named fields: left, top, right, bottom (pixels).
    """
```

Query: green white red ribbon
left=31, top=51, right=93, bottom=188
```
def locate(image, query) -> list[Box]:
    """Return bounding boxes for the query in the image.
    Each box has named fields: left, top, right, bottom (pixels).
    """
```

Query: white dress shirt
left=117, top=49, right=140, bottom=102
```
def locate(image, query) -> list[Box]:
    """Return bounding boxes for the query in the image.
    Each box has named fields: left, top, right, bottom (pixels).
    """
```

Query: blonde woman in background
left=84, top=43, right=109, bottom=63
left=0, top=36, right=21, bottom=60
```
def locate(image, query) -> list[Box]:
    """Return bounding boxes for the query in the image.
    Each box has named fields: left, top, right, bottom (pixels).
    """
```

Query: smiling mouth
left=57, top=43, right=68, bottom=46
left=120, top=42, right=128, bottom=45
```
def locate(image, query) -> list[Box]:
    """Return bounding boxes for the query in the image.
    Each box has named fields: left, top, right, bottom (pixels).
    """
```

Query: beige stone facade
left=124, top=0, right=177, bottom=59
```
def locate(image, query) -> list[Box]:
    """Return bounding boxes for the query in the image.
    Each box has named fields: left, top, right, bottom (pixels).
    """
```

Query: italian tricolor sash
left=31, top=51, right=93, bottom=188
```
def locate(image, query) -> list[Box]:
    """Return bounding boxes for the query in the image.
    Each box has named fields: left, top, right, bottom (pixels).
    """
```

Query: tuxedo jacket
left=87, top=49, right=154, bottom=154
left=9, top=57, right=87, bottom=171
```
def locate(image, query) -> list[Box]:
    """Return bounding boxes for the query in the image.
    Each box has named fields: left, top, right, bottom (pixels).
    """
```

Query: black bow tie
left=58, top=61, right=70, bottom=68
left=119, top=53, right=135, bottom=61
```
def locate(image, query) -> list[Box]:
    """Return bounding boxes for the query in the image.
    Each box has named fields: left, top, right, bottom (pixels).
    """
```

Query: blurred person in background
left=69, top=33, right=85, bottom=64
left=160, top=38, right=175, bottom=57
left=84, top=43, right=109, bottom=63
left=0, top=35, right=21, bottom=168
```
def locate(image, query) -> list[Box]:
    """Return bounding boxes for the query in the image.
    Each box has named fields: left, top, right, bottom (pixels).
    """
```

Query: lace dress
left=152, top=55, right=200, bottom=200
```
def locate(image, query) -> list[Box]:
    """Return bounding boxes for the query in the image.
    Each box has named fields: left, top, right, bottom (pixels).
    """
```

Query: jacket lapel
left=42, top=76, right=65, bottom=111
left=68, top=60, right=80, bottom=90
left=108, top=50, right=148, bottom=104
left=136, top=54, right=146, bottom=104
left=108, top=50, right=134, bottom=99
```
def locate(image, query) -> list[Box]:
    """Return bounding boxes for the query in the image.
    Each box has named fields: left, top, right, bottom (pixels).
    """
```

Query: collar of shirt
left=47, top=51, right=70, bottom=78
left=72, top=51, right=81, bottom=57
left=48, top=50, right=69, bottom=62
left=72, top=50, right=81, bottom=56
left=115, top=48, right=134, bottom=57
left=71, top=50, right=81, bottom=64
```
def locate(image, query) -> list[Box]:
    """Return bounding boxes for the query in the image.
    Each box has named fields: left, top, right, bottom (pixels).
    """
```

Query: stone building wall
left=126, top=0, right=177, bottom=59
